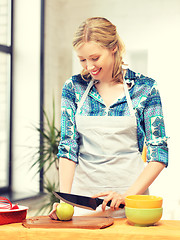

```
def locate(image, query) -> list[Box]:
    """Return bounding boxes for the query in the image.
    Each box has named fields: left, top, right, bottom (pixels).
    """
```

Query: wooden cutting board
left=22, top=216, right=114, bottom=229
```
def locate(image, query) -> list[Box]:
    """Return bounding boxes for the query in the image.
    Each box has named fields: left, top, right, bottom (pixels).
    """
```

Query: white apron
left=71, top=78, right=148, bottom=217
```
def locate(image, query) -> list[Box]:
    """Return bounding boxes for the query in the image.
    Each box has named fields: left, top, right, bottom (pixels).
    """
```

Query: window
left=0, top=0, right=13, bottom=192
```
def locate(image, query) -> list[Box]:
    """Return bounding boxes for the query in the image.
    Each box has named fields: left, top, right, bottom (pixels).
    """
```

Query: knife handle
left=96, top=198, right=125, bottom=209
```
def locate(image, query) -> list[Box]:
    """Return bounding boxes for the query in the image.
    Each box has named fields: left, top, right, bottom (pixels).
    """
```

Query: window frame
left=0, top=0, right=45, bottom=196
left=0, top=0, right=13, bottom=194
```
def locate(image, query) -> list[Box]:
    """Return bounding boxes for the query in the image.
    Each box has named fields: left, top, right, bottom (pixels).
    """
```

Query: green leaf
left=30, top=99, right=61, bottom=174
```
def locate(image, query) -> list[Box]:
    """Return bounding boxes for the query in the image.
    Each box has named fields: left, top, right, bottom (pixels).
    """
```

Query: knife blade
left=53, top=191, right=125, bottom=210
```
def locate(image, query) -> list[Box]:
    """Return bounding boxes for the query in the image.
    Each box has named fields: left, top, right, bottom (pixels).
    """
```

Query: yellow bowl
left=125, top=207, right=163, bottom=227
left=125, top=195, right=163, bottom=209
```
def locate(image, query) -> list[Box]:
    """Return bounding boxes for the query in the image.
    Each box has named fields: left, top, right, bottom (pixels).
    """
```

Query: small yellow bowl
left=125, top=207, right=163, bottom=227
left=125, top=195, right=163, bottom=209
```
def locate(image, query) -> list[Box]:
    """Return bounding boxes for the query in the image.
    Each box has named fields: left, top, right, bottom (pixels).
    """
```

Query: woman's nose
left=86, top=61, right=95, bottom=71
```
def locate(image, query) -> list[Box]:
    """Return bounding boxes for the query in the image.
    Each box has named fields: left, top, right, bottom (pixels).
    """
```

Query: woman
left=49, top=17, right=168, bottom=219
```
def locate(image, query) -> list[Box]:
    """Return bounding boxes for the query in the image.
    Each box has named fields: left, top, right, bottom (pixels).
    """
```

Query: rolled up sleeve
left=57, top=78, right=79, bottom=163
left=144, top=82, right=169, bottom=167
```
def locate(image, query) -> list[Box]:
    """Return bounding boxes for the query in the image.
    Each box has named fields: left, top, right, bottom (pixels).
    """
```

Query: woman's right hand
left=48, top=202, right=59, bottom=220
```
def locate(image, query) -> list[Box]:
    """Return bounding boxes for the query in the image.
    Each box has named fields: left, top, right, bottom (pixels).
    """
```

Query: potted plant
left=31, top=99, right=61, bottom=214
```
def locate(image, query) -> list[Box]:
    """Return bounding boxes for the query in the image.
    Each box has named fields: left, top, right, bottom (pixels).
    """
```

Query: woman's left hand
left=92, top=191, right=125, bottom=211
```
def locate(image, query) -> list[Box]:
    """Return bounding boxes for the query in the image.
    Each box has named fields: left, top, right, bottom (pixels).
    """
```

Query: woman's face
left=76, top=41, right=116, bottom=82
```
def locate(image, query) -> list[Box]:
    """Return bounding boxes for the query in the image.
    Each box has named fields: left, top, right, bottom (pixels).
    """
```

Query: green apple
left=56, top=202, right=74, bottom=221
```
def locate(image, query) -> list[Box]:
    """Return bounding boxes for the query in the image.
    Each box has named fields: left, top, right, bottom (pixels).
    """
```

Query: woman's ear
left=112, top=45, right=118, bottom=53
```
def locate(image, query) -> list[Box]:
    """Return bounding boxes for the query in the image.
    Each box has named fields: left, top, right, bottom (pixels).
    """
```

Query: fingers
left=102, top=191, right=116, bottom=211
left=92, top=191, right=111, bottom=198
left=48, top=202, right=59, bottom=220
left=111, top=195, right=124, bottom=210
left=92, top=191, right=125, bottom=212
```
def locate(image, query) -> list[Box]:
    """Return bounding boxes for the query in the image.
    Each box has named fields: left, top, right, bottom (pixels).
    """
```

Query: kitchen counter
left=1, top=218, right=180, bottom=240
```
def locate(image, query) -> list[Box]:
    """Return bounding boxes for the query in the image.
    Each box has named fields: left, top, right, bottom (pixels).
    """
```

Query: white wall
left=12, top=0, right=41, bottom=195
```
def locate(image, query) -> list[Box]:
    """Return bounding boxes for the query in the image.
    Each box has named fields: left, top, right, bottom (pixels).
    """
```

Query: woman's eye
left=80, top=59, right=86, bottom=62
left=92, top=57, right=99, bottom=61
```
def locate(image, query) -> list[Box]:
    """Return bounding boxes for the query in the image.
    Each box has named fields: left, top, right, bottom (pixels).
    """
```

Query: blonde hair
left=72, top=17, right=126, bottom=82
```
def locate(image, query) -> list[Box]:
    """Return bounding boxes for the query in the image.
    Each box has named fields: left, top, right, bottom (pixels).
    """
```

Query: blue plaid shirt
left=58, top=69, right=168, bottom=167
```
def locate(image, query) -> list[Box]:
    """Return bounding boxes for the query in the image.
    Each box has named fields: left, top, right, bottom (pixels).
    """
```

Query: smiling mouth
left=90, top=68, right=101, bottom=76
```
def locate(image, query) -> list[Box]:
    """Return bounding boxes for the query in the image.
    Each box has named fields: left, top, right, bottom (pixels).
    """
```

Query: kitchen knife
left=53, top=191, right=125, bottom=210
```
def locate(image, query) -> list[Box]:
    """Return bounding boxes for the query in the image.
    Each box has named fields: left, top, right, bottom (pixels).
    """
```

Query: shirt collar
left=125, top=69, right=137, bottom=80
left=125, top=69, right=136, bottom=89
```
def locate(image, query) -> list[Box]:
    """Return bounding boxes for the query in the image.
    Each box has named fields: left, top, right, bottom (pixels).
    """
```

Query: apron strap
left=76, top=80, right=94, bottom=115
left=123, top=78, right=135, bottom=116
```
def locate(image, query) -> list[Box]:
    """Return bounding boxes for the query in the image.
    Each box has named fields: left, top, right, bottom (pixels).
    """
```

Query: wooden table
left=1, top=218, right=180, bottom=240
